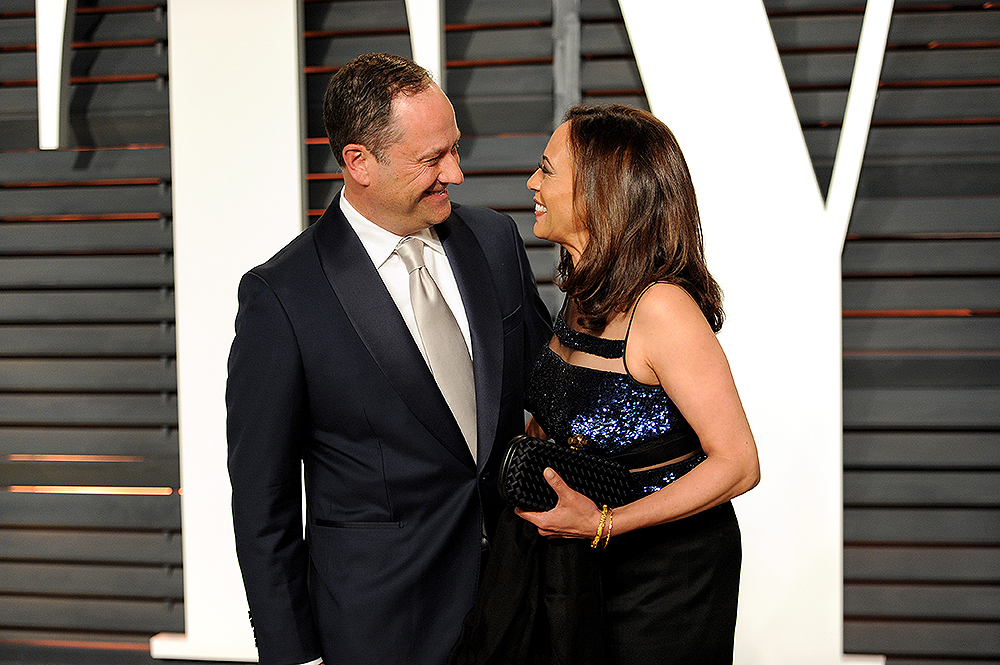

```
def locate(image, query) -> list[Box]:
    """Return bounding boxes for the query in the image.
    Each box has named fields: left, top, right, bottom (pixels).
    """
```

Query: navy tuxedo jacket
left=227, top=195, right=551, bottom=665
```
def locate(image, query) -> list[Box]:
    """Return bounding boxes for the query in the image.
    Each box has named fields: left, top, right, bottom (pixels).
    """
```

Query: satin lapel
left=312, top=198, right=475, bottom=470
left=439, top=211, right=504, bottom=471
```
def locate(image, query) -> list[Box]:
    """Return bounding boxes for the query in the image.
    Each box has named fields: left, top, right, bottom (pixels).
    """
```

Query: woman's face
left=526, top=121, right=588, bottom=261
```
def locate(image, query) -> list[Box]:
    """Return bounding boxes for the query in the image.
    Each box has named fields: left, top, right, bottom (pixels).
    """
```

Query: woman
left=519, top=104, right=760, bottom=663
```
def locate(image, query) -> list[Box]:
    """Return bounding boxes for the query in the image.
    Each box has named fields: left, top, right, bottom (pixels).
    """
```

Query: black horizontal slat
left=843, top=356, right=1000, bottom=388
left=0, top=595, right=182, bottom=633
left=0, top=290, right=175, bottom=323
left=0, top=394, right=178, bottom=427
left=843, top=239, right=1000, bottom=275
left=770, top=14, right=862, bottom=50
left=580, top=0, right=621, bottom=20
left=0, top=529, right=180, bottom=565
left=844, top=432, right=1000, bottom=469
left=0, top=562, right=182, bottom=598
left=72, top=10, right=167, bottom=44
left=0, top=80, right=167, bottom=117
left=454, top=95, right=553, bottom=134
left=845, top=508, right=1000, bottom=544
left=783, top=49, right=1000, bottom=89
left=303, top=0, right=409, bottom=32
left=873, top=86, right=1000, bottom=122
left=843, top=317, right=1000, bottom=351
left=0, top=46, right=168, bottom=82
left=882, top=48, right=1000, bottom=83
left=845, top=619, right=1000, bottom=658
left=0, top=256, right=174, bottom=289
left=844, top=470, right=1000, bottom=506
left=845, top=545, right=1000, bottom=582
left=303, top=34, right=411, bottom=67
left=889, top=9, right=1000, bottom=45
left=0, top=113, right=171, bottom=151
left=0, top=636, right=184, bottom=665
left=846, top=583, right=1000, bottom=621
left=452, top=173, right=536, bottom=209
left=1, top=493, right=180, bottom=530
left=792, top=87, right=1000, bottom=126
left=0, top=8, right=166, bottom=48
left=856, top=159, right=1000, bottom=198
left=848, top=197, right=1000, bottom=236
left=808, top=125, right=1000, bottom=160
left=448, top=63, right=551, bottom=96
left=780, top=52, right=854, bottom=87
left=0, top=358, right=176, bottom=391
left=0, top=324, right=175, bottom=357
left=2, top=459, right=179, bottom=488
left=843, top=277, right=1000, bottom=311
left=445, top=0, right=549, bottom=24
left=844, top=387, right=1000, bottom=429
left=580, top=93, right=648, bottom=110
left=0, top=185, right=170, bottom=218
left=446, top=26, right=551, bottom=61
left=0, top=221, right=173, bottom=254
left=0, top=427, right=177, bottom=457
left=580, top=22, right=631, bottom=56
left=0, top=146, right=170, bottom=183
left=580, top=58, right=642, bottom=92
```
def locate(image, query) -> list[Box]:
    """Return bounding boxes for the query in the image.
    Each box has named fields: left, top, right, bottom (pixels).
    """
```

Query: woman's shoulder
left=627, top=281, right=713, bottom=341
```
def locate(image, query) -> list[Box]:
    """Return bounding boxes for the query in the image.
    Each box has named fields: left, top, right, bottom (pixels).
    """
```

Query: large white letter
left=149, top=0, right=305, bottom=660
left=35, top=0, right=76, bottom=149
left=619, top=1, right=892, bottom=662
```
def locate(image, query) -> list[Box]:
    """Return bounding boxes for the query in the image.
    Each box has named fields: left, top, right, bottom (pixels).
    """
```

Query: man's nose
left=440, top=151, right=464, bottom=185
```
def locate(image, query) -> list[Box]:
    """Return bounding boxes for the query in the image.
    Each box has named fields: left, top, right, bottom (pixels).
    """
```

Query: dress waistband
left=605, top=427, right=701, bottom=469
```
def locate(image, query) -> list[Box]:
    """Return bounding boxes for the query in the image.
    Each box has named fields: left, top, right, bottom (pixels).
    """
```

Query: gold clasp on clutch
left=567, top=434, right=588, bottom=450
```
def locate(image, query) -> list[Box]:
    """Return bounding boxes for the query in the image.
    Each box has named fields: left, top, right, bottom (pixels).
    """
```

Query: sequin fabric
left=526, top=305, right=704, bottom=497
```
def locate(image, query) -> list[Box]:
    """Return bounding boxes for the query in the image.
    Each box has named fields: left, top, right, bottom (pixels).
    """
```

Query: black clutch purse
left=498, top=434, right=638, bottom=511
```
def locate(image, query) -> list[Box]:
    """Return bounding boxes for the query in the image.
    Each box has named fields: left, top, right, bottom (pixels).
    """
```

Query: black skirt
left=599, top=501, right=742, bottom=665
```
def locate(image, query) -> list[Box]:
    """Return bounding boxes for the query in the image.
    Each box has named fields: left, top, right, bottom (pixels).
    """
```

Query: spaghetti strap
left=622, top=281, right=663, bottom=380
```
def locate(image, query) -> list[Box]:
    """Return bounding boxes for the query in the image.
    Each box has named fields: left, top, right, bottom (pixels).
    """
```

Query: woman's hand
left=514, top=468, right=604, bottom=539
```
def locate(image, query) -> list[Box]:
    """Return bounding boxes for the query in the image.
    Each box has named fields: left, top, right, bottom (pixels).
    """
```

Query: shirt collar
left=340, top=191, right=445, bottom=269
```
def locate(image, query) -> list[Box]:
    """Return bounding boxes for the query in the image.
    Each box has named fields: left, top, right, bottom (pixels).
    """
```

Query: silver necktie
left=396, top=237, right=477, bottom=462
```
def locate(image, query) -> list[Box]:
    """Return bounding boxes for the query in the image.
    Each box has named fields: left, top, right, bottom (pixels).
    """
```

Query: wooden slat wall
left=0, top=0, right=183, bottom=660
left=767, top=0, right=1000, bottom=661
left=303, top=0, right=647, bottom=314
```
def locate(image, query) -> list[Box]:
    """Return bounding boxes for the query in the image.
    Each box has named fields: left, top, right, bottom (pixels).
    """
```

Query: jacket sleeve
left=226, top=270, right=322, bottom=665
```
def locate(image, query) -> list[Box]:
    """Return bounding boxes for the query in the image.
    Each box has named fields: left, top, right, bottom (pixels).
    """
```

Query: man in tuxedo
left=226, top=52, right=550, bottom=665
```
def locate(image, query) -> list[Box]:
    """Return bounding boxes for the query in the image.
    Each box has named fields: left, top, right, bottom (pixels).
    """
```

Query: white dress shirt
left=339, top=192, right=474, bottom=361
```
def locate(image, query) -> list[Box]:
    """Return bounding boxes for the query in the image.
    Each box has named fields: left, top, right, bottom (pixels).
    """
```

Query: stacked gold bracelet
left=591, top=504, right=613, bottom=549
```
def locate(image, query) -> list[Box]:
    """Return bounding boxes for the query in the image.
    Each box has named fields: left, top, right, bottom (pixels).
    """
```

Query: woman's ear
left=342, top=144, right=373, bottom=186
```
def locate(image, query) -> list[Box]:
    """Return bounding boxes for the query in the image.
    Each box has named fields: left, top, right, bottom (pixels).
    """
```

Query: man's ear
left=342, top=144, right=374, bottom=186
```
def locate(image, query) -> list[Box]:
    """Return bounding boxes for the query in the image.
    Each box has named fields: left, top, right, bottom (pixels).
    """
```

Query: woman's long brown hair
left=557, top=105, right=724, bottom=333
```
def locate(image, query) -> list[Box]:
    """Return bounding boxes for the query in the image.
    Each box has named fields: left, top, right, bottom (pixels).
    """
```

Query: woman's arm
left=517, top=282, right=759, bottom=539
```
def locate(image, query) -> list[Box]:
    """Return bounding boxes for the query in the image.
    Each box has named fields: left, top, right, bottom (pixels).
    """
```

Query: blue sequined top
left=526, top=301, right=705, bottom=496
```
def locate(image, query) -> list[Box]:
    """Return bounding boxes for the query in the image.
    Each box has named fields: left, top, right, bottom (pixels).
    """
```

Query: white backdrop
left=150, top=1, right=892, bottom=662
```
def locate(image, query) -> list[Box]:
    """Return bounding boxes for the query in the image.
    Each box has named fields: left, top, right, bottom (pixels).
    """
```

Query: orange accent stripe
left=0, top=637, right=149, bottom=652
left=7, top=454, right=145, bottom=462
left=6, top=486, right=175, bottom=496
left=843, top=309, right=1000, bottom=318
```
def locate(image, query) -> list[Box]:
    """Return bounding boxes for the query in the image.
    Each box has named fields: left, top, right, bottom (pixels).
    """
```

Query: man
left=226, top=52, right=550, bottom=665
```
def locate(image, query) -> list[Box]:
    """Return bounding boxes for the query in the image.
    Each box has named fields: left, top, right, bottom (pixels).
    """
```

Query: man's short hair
left=323, top=52, right=434, bottom=167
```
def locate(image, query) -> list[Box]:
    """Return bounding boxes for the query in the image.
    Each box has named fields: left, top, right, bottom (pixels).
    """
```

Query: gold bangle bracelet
left=603, top=507, right=614, bottom=548
left=591, top=504, right=609, bottom=549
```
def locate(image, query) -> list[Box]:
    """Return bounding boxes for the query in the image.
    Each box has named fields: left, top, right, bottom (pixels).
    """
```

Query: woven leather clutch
left=498, top=434, right=638, bottom=511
